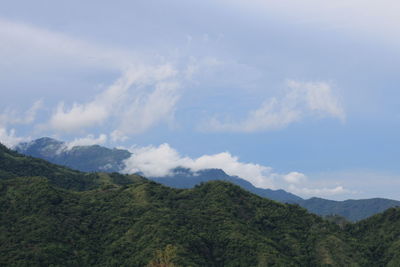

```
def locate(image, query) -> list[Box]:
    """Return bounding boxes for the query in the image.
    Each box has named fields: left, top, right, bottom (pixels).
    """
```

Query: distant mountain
left=14, top=137, right=400, bottom=221
left=151, top=169, right=400, bottom=221
left=151, top=168, right=303, bottom=203
left=298, top=197, right=400, bottom=222
left=14, top=138, right=302, bottom=203
left=15, top=137, right=131, bottom=172
left=0, top=142, right=142, bottom=191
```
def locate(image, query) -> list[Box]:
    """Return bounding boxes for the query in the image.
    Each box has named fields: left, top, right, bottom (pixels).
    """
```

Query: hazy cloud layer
left=0, top=100, right=43, bottom=127
left=0, top=18, right=135, bottom=71
left=205, top=81, right=345, bottom=132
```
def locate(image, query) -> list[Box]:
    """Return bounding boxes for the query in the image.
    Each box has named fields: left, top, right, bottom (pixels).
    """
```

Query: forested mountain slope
left=14, top=138, right=400, bottom=222
left=0, top=143, right=370, bottom=266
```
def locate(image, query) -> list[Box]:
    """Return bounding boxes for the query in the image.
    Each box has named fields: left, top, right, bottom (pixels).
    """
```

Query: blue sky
left=1, top=0, right=400, bottom=200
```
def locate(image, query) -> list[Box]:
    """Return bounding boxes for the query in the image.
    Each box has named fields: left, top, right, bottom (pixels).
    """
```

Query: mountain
left=151, top=167, right=303, bottom=203
left=14, top=138, right=303, bottom=203
left=14, top=137, right=400, bottom=221
left=0, top=142, right=141, bottom=191
left=347, top=207, right=400, bottom=266
left=298, top=197, right=400, bottom=222
left=0, top=144, right=368, bottom=266
left=155, top=169, right=400, bottom=221
left=15, top=137, right=131, bottom=172
left=4, top=141, right=400, bottom=265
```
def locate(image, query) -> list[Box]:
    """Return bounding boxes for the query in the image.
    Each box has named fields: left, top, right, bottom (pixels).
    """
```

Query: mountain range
left=2, top=141, right=400, bottom=265
left=15, top=137, right=131, bottom=172
left=15, top=137, right=400, bottom=221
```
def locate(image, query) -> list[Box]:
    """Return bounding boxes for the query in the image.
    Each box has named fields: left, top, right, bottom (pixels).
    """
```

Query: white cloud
left=288, top=184, right=347, bottom=197
left=0, top=101, right=42, bottom=148
left=0, top=127, right=29, bottom=148
left=48, top=64, right=179, bottom=135
left=278, top=169, right=350, bottom=198
left=49, top=102, right=109, bottom=133
left=188, top=152, right=273, bottom=188
left=0, top=100, right=43, bottom=127
left=287, top=80, right=345, bottom=121
left=122, top=143, right=306, bottom=189
left=110, top=131, right=129, bottom=143
left=123, top=144, right=187, bottom=177
left=114, top=81, right=180, bottom=136
left=204, top=80, right=345, bottom=132
left=0, top=18, right=183, bottom=138
left=283, top=172, right=307, bottom=184
left=66, top=134, right=107, bottom=149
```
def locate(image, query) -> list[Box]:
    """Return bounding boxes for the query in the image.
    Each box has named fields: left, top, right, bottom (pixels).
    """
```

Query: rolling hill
left=3, top=142, right=400, bottom=265
left=14, top=137, right=400, bottom=221
left=0, top=143, right=369, bottom=266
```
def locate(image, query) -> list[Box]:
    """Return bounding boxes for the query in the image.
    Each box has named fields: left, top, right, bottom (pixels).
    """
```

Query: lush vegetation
left=16, top=138, right=400, bottom=222
left=0, top=143, right=141, bottom=191
left=347, top=207, right=400, bottom=266
left=1, top=143, right=400, bottom=266
left=0, top=178, right=365, bottom=266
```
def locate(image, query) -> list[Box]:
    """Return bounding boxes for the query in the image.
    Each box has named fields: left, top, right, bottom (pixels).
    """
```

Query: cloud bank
left=123, top=143, right=276, bottom=188
left=122, top=143, right=350, bottom=197
left=121, top=142, right=345, bottom=197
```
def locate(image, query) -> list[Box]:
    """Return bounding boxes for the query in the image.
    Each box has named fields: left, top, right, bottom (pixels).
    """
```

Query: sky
left=1, top=0, right=400, bottom=200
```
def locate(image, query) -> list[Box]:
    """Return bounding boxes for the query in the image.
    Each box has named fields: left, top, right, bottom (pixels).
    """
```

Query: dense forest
left=16, top=137, right=400, bottom=222
left=1, top=143, right=400, bottom=266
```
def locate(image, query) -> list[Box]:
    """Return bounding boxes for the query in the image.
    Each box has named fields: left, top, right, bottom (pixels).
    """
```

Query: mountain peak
left=15, top=137, right=131, bottom=172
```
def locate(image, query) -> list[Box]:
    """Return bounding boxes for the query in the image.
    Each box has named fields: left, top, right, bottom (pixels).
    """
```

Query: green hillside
left=347, top=207, right=400, bottom=266
left=15, top=138, right=400, bottom=222
left=1, top=143, right=400, bottom=266
left=0, top=143, right=368, bottom=266
left=0, top=143, right=141, bottom=191
left=0, top=178, right=366, bottom=266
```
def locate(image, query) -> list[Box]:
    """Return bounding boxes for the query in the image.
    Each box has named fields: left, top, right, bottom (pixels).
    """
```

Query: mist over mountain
left=14, top=137, right=400, bottom=221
